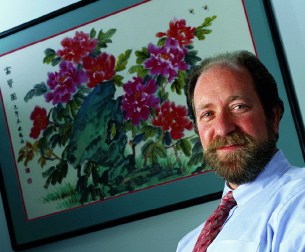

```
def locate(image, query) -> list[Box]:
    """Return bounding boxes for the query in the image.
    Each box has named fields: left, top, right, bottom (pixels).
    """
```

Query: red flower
left=57, top=31, right=98, bottom=64
left=156, top=19, right=195, bottom=46
left=152, top=101, right=193, bottom=140
left=82, top=53, right=116, bottom=88
left=29, top=106, right=48, bottom=139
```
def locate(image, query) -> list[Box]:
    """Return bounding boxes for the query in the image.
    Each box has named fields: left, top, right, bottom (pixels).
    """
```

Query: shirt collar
left=223, top=150, right=291, bottom=206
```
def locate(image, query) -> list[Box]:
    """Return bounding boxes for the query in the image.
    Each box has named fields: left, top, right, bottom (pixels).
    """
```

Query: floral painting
left=19, top=16, right=216, bottom=208
left=0, top=0, right=255, bottom=220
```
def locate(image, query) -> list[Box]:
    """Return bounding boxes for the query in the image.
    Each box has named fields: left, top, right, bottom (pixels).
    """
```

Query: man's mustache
left=206, top=132, right=252, bottom=152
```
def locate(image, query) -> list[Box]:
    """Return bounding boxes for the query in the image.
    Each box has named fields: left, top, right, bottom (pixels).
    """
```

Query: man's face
left=193, top=65, right=279, bottom=188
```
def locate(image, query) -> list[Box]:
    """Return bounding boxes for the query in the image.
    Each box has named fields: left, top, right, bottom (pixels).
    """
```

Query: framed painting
left=0, top=0, right=301, bottom=250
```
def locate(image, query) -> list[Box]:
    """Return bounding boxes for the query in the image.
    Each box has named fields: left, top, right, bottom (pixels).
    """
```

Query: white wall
left=271, top=0, right=305, bottom=128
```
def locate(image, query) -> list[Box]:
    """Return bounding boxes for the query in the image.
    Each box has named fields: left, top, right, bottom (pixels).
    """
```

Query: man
left=176, top=50, right=305, bottom=251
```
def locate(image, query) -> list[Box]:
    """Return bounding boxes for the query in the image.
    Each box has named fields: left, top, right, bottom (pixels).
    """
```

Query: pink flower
left=45, top=61, right=88, bottom=105
left=144, top=38, right=189, bottom=82
left=121, top=77, right=160, bottom=125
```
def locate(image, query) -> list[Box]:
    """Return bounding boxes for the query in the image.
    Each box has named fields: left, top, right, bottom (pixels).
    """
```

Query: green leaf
left=42, top=126, right=54, bottom=138
left=84, top=162, right=93, bottom=176
left=49, top=134, right=61, bottom=148
left=191, top=136, right=204, bottom=153
left=51, top=57, right=61, bottom=66
left=185, top=44, right=194, bottom=50
left=44, top=48, right=56, bottom=55
left=128, top=65, right=148, bottom=78
left=43, top=161, right=68, bottom=188
left=73, top=88, right=89, bottom=106
left=141, top=140, right=167, bottom=164
left=187, top=152, right=205, bottom=166
left=76, top=175, right=88, bottom=194
left=42, top=166, right=55, bottom=178
left=112, top=74, right=124, bottom=87
left=67, top=99, right=78, bottom=118
left=78, top=85, right=91, bottom=94
left=150, top=143, right=167, bottom=164
left=104, top=28, right=116, bottom=39
left=52, top=103, right=65, bottom=123
left=135, top=47, right=150, bottom=64
left=96, top=27, right=117, bottom=49
left=92, top=166, right=100, bottom=186
left=90, top=28, right=97, bottom=39
left=157, top=89, right=169, bottom=102
left=141, top=140, right=154, bottom=157
left=149, top=107, right=157, bottom=118
left=97, top=41, right=107, bottom=49
left=43, top=48, right=56, bottom=64
left=142, top=125, right=159, bottom=140
left=152, top=143, right=167, bottom=158
left=110, top=123, right=117, bottom=141
left=115, top=49, right=132, bottom=72
left=97, top=28, right=116, bottom=45
left=201, top=15, right=217, bottom=27
left=90, top=48, right=102, bottom=56
left=194, top=28, right=212, bottom=40
left=178, top=138, right=192, bottom=157
left=18, top=142, right=36, bottom=167
left=58, top=123, right=72, bottom=146
left=171, top=70, right=187, bottom=95
left=185, top=50, right=201, bottom=66
left=195, top=15, right=217, bottom=40
left=38, top=137, right=49, bottom=155
left=38, top=156, right=47, bottom=168
left=157, top=37, right=166, bottom=46
left=123, top=120, right=134, bottom=133
left=24, top=82, right=48, bottom=102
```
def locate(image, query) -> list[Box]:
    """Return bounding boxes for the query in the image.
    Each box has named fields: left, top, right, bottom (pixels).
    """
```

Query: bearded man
left=176, top=50, right=305, bottom=252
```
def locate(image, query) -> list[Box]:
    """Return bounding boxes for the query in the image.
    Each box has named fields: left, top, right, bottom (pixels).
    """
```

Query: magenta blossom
left=121, top=77, right=160, bottom=125
left=144, top=38, right=189, bottom=82
left=45, top=61, right=88, bottom=105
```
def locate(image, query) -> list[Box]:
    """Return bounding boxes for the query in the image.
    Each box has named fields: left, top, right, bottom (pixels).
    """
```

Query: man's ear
left=272, top=106, right=282, bottom=135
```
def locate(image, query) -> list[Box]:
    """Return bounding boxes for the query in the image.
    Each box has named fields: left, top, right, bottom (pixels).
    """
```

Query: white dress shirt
left=177, top=150, right=305, bottom=252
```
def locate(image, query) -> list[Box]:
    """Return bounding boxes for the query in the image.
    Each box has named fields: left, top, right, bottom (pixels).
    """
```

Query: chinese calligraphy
left=3, top=66, right=32, bottom=184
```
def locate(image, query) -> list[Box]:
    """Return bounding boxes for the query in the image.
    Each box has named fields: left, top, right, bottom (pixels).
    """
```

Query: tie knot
left=220, top=191, right=236, bottom=209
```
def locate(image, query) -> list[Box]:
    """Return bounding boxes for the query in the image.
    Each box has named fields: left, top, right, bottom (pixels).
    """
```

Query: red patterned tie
left=193, top=191, right=236, bottom=252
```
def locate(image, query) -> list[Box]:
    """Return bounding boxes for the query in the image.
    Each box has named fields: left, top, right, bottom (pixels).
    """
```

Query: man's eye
left=200, top=111, right=213, bottom=120
left=232, top=104, right=249, bottom=112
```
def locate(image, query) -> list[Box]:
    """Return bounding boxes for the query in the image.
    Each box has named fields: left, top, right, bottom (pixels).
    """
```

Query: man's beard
left=204, top=131, right=276, bottom=186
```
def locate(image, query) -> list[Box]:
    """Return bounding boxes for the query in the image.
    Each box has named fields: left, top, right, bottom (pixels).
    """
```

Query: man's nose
left=214, top=111, right=236, bottom=136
